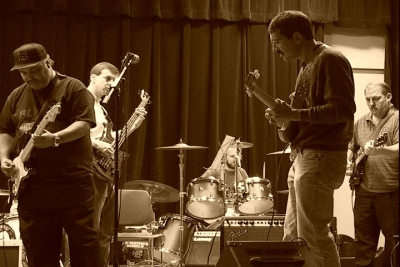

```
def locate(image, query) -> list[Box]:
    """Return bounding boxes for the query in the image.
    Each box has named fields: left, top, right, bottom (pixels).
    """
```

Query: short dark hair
left=268, top=10, right=314, bottom=40
left=90, top=62, right=119, bottom=77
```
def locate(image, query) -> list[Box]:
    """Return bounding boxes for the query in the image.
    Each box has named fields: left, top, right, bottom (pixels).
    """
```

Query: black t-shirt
left=0, top=73, right=96, bottom=181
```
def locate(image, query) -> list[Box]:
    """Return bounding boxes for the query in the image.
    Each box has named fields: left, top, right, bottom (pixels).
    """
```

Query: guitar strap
left=30, top=77, right=61, bottom=134
left=368, top=107, right=395, bottom=141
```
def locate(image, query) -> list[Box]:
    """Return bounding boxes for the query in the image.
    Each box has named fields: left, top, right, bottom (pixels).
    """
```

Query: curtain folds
left=1, top=0, right=392, bottom=27
left=1, top=0, right=340, bottom=23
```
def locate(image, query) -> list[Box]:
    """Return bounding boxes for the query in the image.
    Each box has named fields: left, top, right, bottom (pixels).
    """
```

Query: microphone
left=123, top=52, right=140, bottom=65
left=103, top=52, right=140, bottom=103
left=235, top=155, right=241, bottom=167
left=110, top=53, right=140, bottom=89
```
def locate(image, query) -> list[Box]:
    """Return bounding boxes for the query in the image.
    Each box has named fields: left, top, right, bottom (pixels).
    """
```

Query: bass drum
left=155, top=213, right=201, bottom=255
left=186, top=177, right=224, bottom=219
left=238, top=177, right=274, bottom=215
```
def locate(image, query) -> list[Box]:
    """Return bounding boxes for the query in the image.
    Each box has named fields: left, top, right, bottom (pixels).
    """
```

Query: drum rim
left=190, top=176, right=220, bottom=183
left=245, top=177, right=270, bottom=183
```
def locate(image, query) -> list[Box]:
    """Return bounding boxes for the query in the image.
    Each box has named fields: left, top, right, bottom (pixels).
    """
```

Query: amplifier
left=221, top=215, right=285, bottom=251
left=109, top=240, right=149, bottom=265
left=185, top=230, right=220, bottom=267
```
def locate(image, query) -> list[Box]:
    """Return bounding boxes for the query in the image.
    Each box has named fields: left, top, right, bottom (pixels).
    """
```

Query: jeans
left=92, top=176, right=115, bottom=267
left=354, top=186, right=399, bottom=267
left=284, top=149, right=347, bottom=267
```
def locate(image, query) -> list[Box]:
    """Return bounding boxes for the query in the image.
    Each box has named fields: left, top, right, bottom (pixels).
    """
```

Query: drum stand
left=155, top=140, right=207, bottom=264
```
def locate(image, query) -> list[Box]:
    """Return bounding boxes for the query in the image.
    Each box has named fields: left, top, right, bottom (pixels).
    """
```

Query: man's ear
left=386, top=93, right=392, bottom=101
left=292, top=32, right=303, bottom=43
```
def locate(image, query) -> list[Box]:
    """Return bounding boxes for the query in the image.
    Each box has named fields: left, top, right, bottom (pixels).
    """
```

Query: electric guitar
left=11, top=103, right=62, bottom=199
left=349, top=132, right=388, bottom=189
left=244, top=70, right=299, bottom=143
left=93, top=90, right=150, bottom=183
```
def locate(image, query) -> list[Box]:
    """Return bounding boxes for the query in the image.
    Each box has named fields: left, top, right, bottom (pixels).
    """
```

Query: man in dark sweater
left=265, top=11, right=356, bottom=267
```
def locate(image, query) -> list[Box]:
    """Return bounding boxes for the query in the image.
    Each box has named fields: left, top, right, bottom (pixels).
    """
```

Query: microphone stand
left=110, top=53, right=137, bottom=267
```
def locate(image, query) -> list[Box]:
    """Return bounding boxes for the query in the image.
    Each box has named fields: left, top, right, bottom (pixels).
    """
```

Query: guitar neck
left=21, top=113, right=53, bottom=162
left=114, top=99, right=148, bottom=150
left=251, top=85, right=277, bottom=109
left=355, top=152, right=366, bottom=166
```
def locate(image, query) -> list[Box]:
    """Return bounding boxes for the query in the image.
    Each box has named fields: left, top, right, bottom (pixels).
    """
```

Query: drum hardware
left=277, top=190, right=289, bottom=194
left=155, top=139, right=207, bottom=263
left=0, top=189, right=9, bottom=196
left=123, top=180, right=180, bottom=203
left=266, top=145, right=291, bottom=155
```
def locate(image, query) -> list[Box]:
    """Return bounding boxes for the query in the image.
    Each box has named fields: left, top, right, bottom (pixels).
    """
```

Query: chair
left=117, top=189, right=161, bottom=265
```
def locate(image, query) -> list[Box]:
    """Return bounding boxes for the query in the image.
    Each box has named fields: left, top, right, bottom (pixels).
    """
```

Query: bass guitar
left=349, top=132, right=388, bottom=190
left=11, top=103, right=62, bottom=199
left=93, top=90, right=150, bottom=183
left=244, top=70, right=299, bottom=143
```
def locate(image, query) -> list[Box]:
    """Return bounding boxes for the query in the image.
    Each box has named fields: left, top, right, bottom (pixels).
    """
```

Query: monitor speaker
left=217, top=240, right=311, bottom=267
left=184, top=230, right=220, bottom=267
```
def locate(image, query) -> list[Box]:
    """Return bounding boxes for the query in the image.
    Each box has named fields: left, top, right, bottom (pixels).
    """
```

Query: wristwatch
left=54, top=133, right=61, bottom=147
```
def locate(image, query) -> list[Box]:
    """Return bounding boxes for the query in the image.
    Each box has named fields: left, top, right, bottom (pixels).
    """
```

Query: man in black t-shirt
left=0, top=43, right=100, bottom=266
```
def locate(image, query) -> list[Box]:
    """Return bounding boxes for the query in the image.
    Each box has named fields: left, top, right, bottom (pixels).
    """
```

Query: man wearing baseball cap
left=0, top=43, right=101, bottom=266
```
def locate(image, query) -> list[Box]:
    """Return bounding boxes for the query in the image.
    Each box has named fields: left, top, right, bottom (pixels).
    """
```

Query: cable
left=266, top=143, right=290, bottom=241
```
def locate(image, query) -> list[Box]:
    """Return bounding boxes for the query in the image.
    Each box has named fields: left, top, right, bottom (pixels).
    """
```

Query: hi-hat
left=155, top=140, right=208, bottom=150
left=266, top=146, right=291, bottom=155
left=123, top=180, right=179, bottom=203
left=234, top=142, right=253, bottom=149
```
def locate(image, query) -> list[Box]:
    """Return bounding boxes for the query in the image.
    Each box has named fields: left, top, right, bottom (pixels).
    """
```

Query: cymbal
left=234, top=142, right=253, bottom=149
left=266, top=146, right=291, bottom=155
left=155, top=140, right=208, bottom=150
left=0, top=189, right=9, bottom=196
left=123, top=180, right=179, bottom=203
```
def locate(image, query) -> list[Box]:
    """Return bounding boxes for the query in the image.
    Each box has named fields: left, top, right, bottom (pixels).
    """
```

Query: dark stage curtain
left=0, top=0, right=396, bottom=216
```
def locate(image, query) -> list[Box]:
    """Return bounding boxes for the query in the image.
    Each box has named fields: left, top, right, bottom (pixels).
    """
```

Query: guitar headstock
left=139, top=89, right=151, bottom=104
left=373, top=132, right=388, bottom=148
left=44, top=102, right=61, bottom=122
left=244, top=70, right=260, bottom=97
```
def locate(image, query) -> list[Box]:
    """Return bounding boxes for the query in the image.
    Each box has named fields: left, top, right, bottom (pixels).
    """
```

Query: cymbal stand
left=177, top=147, right=185, bottom=260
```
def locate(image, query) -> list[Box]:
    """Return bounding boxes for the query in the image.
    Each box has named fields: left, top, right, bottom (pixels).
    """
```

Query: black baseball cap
left=11, top=43, right=48, bottom=71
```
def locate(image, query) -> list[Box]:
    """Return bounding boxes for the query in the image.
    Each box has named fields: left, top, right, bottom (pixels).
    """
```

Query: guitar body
left=349, top=133, right=388, bottom=190
left=11, top=153, right=28, bottom=198
left=93, top=150, right=125, bottom=183
left=278, top=121, right=300, bottom=144
left=10, top=103, right=61, bottom=200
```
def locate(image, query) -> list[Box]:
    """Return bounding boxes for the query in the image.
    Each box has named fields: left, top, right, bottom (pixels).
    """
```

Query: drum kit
left=120, top=138, right=275, bottom=263
left=0, top=139, right=279, bottom=265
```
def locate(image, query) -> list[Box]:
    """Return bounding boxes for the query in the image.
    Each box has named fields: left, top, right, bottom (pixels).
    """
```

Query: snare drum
left=186, top=177, right=224, bottom=219
left=155, top=213, right=200, bottom=255
left=238, top=177, right=273, bottom=215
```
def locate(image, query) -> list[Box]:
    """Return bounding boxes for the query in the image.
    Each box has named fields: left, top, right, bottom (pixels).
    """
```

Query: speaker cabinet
left=217, top=241, right=311, bottom=267
left=222, top=215, right=285, bottom=250
left=184, top=230, right=220, bottom=267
